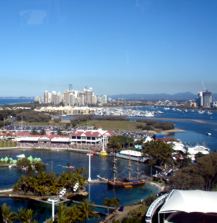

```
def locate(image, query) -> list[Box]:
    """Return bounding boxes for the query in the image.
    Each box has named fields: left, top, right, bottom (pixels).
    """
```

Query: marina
left=0, top=106, right=217, bottom=222
left=0, top=149, right=156, bottom=222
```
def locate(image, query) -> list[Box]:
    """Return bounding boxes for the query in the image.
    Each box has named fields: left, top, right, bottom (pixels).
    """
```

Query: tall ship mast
left=107, top=153, right=145, bottom=188
left=112, top=153, right=117, bottom=182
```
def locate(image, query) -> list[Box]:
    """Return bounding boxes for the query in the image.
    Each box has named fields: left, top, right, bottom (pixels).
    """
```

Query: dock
left=0, top=188, right=87, bottom=204
left=71, top=200, right=116, bottom=211
left=0, top=188, right=115, bottom=215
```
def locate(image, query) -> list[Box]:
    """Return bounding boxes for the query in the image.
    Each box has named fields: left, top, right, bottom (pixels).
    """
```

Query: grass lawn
left=80, top=120, right=139, bottom=131
left=16, top=121, right=63, bottom=127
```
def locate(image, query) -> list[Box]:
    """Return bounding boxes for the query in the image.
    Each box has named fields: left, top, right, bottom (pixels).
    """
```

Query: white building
left=197, top=90, right=212, bottom=108
left=146, top=190, right=217, bottom=223
left=42, top=87, right=99, bottom=106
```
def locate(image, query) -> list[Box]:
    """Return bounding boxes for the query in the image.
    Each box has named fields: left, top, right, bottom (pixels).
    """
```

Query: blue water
left=136, top=106, right=217, bottom=151
left=0, top=150, right=156, bottom=222
left=0, top=98, right=33, bottom=105
left=1, top=105, right=217, bottom=222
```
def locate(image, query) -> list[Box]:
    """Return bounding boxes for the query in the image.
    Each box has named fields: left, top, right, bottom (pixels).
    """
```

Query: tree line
left=14, top=169, right=86, bottom=196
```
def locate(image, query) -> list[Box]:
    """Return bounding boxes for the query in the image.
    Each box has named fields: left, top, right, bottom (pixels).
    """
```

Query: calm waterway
left=138, top=106, right=217, bottom=150
left=0, top=149, right=156, bottom=222
left=1, top=106, right=217, bottom=222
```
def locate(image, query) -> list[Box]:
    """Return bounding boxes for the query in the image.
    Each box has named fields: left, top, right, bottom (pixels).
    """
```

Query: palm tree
left=65, top=205, right=83, bottom=223
left=103, top=197, right=120, bottom=208
left=17, top=208, right=38, bottom=223
left=1, top=203, right=16, bottom=223
left=103, top=197, right=120, bottom=214
left=56, top=204, right=68, bottom=223
left=78, top=200, right=98, bottom=222
left=56, top=204, right=84, bottom=223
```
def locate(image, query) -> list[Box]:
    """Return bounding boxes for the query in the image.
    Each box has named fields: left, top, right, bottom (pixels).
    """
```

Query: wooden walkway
left=71, top=200, right=116, bottom=211
left=0, top=188, right=115, bottom=212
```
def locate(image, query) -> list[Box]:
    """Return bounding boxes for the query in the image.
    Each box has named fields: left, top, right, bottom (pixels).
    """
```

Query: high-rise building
left=197, top=90, right=212, bottom=108
left=97, top=95, right=108, bottom=105
left=41, top=87, right=101, bottom=106
left=44, top=90, right=52, bottom=104
left=84, top=87, right=93, bottom=105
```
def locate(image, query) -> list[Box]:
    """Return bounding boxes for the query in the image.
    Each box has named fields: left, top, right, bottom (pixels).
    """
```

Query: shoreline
left=0, top=146, right=95, bottom=154
left=0, top=146, right=164, bottom=223
left=148, top=128, right=185, bottom=135
left=0, top=126, right=185, bottom=152
left=147, top=181, right=165, bottom=192
left=102, top=181, right=164, bottom=223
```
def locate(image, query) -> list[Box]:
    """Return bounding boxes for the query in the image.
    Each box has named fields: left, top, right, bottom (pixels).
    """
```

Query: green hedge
left=0, top=140, right=17, bottom=147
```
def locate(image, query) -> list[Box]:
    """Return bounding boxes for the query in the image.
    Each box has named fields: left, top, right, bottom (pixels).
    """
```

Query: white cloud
left=19, top=10, right=47, bottom=25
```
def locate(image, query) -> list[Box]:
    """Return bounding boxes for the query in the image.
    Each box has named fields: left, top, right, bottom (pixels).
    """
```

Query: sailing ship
left=107, top=154, right=145, bottom=188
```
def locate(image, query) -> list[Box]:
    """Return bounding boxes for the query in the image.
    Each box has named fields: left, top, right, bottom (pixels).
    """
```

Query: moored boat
left=107, top=178, right=145, bottom=188
left=187, top=145, right=209, bottom=161
left=107, top=154, right=145, bottom=188
left=116, top=150, right=148, bottom=162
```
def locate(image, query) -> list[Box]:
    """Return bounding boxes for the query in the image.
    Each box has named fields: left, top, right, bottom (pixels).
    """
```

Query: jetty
left=71, top=200, right=116, bottom=211
left=0, top=188, right=115, bottom=217
left=0, top=188, right=88, bottom=204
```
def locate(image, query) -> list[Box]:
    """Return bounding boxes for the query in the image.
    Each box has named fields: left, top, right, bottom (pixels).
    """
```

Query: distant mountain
left=111, top=92, right=197, bottom=101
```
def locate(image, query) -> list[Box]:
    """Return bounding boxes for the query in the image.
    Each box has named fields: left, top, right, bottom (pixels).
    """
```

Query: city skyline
left=0, top=0, right=217, bottom=96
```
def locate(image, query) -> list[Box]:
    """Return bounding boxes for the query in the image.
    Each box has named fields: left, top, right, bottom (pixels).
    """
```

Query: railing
left=145, top=193, right=168, bottom=223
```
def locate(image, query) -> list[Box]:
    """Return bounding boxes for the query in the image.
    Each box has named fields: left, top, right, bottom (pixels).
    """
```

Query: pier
left=71, top=200, right=116, bottom=211
left=0, top=188, right=87, bottom=203
left=0, top=188, right=115, bottom=211
left=0, top=187, right=116, bottom=221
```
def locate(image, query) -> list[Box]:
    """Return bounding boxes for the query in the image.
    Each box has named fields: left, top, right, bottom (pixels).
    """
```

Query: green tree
left=107, top=136, right=134, bottom=152
left=169, top=166, right=205, bottom=190
left=56, top=203, right=90, bottom=223
left=78, top=200, right=98, bottom=222
left=34, top=161, right=46, bottom=173
left=170, top=153, right=217, bottom=191
left=1, top=203, right=16, bottom=223
left=13, top=169, right=85, bottom=196
left=196, top=153, right=217, bottom=190
left=58, top=169, right=86, bottom=191
left=103, top=197, right=120, bottom=208
left=56, top=204, right=68, bottom=223
left=17, top=208, right=38, bottom=223
left=16, top=158, right=32, bottom=172
left=143, top=141, right=173, bottom=169
left=64, top=205, right=84, bottom=223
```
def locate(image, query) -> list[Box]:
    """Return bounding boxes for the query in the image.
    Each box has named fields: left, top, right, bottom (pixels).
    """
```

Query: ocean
left=0, top=98, right=33, bottom=105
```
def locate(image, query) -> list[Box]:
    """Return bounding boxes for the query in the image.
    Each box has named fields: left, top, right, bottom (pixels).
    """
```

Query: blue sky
left=0, top=0, right=217, bottom=96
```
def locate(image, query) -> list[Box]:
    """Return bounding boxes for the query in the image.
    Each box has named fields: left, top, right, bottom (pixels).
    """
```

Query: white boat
left=198, top=110, right=205, bottom=114
left=169, top=141, right=187, bottom=153
left=144, top=111, right=155, bottom=117
left=116, top=150, right=148, bottom=162
left=207, top=132, right=212, bottom=136
left=187, top=145, right=209, bottom=161
left=157, top=110, right=164, bottom=114
left=16, top=154, right=25, bottom=159
left=207, top=111, right=213, bottom=115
